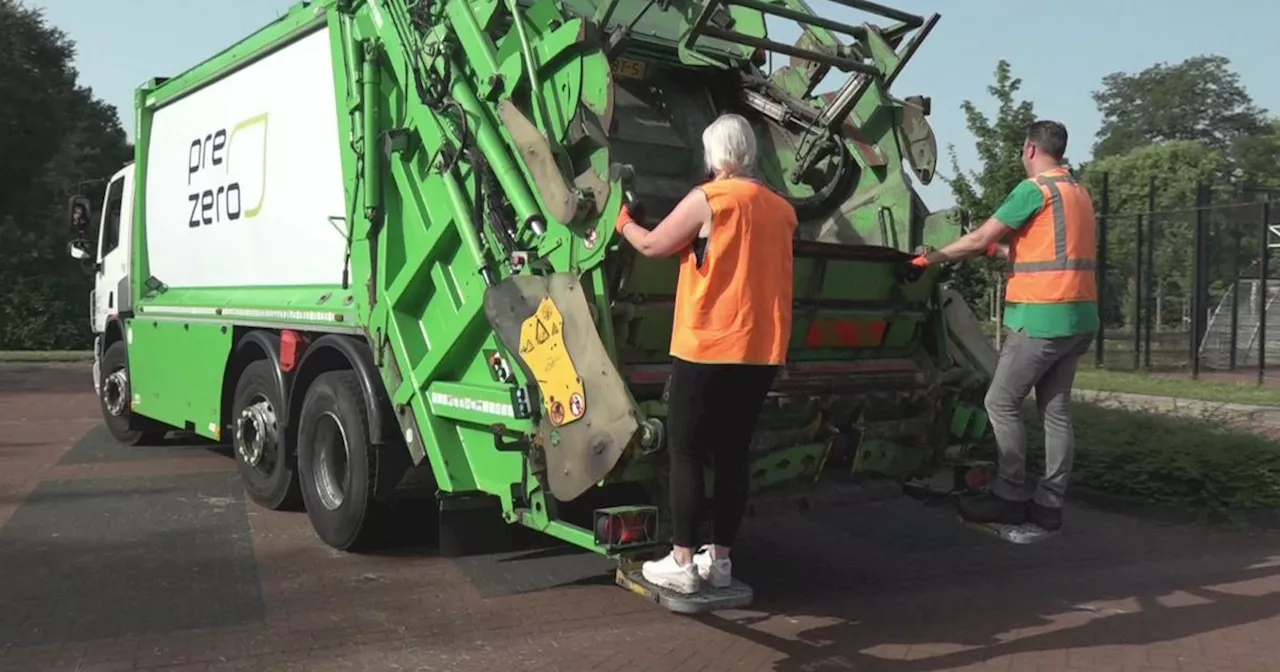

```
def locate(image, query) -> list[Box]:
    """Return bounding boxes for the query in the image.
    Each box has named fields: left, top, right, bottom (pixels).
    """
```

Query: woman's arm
left=616, top=188, right=712, bottom=258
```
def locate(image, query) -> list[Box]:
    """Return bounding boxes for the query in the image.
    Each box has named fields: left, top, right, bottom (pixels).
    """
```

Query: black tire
left=231, top=359, right=302, bottom=511
left=296, top=369, right=384, bottom=551
left=99, top=340, right=167, bottom=446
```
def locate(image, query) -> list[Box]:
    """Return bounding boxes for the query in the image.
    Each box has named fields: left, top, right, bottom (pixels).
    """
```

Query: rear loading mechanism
left=71, top=0, right=1000, bottom=615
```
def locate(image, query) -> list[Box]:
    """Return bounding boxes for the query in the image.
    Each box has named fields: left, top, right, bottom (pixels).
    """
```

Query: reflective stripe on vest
left=1006, top=168, right=1098, bottom=304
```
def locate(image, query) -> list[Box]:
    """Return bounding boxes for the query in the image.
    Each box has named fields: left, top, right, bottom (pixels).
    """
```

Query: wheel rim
left=235, top=395, right=278, bottom=475
left=312, top=411, right=351, bottom=511
left=102, top=368, right=128, bottom=417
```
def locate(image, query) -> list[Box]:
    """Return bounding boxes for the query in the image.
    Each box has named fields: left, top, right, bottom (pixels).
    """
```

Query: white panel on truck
left=144, top=27, right=348, bottom=289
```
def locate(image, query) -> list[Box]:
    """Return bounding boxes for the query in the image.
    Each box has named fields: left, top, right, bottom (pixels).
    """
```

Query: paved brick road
left=4, top=362, right=1280, bottom=671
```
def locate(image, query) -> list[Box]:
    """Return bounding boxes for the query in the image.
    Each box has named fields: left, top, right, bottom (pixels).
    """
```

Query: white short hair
left=701, top=113, right=757, bottom=176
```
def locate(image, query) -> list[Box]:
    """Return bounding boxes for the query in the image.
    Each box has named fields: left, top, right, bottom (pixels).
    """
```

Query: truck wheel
left=232, top=359, right=302, bottom=510
left=99, top=340, right=167, bottom=446
left=297, top=369, right=384, bottom=551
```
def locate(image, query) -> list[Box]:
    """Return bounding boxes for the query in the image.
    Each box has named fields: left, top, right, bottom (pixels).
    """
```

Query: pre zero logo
left=186, top=113, right=268, bottom=227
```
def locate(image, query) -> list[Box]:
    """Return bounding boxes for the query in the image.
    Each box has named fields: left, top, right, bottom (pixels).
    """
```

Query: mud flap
left=615, top=563, right=754, bottom=614
left=960, top=517, right=1059, bottom=545
left=483, top=272, right=639, bottom=502
left=941, top=286, right=998, bottom=379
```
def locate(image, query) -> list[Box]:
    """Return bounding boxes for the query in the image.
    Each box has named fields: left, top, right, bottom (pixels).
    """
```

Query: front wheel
left=297, top=369, right=384, bottom=551
left=98, top=340, right=167, bottom=446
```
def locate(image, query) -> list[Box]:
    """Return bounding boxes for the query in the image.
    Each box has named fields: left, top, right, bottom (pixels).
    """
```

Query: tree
left=943, top=59, right=1038, bottom=313
left=1079, top=141, right=1232, bottom=329
left=1087, top=55, right=1278, bottom=334
left=1091, top=55, right=1269, bottom=160
left=0, top=0, right=132, bottom=349
left=1232, top=118, right=1280, bottom=191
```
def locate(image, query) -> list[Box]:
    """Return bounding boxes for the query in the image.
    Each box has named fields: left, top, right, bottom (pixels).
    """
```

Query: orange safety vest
left=669, top=177, right=797, bottom=365
left=1005, top=167, right=1099, bottom=304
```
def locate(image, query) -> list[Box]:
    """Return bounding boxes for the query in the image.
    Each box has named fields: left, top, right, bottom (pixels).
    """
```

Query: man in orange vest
left=909, top=120, right=1098, bottom=532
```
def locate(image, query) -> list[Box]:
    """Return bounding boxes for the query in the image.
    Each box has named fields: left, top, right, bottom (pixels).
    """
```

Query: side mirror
left=68, top=195, right=92, bottom=239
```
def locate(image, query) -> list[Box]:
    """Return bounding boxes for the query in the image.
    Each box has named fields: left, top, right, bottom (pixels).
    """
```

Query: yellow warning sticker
left=519, top=297, right=586, bottom=427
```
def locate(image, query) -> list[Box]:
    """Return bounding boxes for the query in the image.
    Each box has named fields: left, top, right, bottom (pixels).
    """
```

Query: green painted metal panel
left=125, top=318, right=233, bottom=440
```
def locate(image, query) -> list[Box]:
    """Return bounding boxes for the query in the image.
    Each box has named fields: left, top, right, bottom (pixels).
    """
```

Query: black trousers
left=666, top=357, right=778, bottom=549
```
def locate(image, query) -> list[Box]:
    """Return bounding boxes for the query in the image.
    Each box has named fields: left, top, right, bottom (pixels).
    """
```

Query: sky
left=27, top=0, right=1280, bottom=210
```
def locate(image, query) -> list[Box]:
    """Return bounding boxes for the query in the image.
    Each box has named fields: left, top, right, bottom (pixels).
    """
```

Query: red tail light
left=593, top=506, right=658, bottom=550
left=280, top=329, right=307, bottom=372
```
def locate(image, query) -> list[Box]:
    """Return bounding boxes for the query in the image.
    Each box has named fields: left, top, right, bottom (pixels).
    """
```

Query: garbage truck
left=66, top=0, right=999, bottom=609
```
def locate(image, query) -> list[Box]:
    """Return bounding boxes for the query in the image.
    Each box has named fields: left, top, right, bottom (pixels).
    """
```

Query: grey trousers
left=984, top=330, right=1093, bottom=508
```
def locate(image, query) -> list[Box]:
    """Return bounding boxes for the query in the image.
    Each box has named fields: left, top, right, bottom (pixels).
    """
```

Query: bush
left=972, top=403, right=1280, bottom=512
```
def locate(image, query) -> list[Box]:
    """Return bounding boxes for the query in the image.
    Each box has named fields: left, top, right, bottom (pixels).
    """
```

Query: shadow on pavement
left=697, top=497, right=1280, bottom=671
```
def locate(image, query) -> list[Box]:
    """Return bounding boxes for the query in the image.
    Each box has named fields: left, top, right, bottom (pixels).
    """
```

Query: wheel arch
left=288, top=333, right=394, bottom=447
left=101, top=318, right=126, bottom=353
left=220, top=329, right=292, bottom=438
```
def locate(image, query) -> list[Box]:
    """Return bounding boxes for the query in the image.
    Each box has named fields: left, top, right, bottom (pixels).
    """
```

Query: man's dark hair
left=1026, top=120, right=1068, bottom=161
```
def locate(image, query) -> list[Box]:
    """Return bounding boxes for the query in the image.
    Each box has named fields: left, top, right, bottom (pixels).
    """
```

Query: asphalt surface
left=3, top=361, right=1280, bottom=671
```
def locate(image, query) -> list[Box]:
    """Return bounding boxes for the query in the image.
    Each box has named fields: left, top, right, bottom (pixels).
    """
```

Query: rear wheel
left=99, top=340, right=167, bottom=446
left=231, top=359, right=302, bottom=510
left=297, top=370, right=384, bottom=551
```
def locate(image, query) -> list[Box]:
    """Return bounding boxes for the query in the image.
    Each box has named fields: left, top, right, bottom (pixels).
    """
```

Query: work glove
left=615, top=204, right=635, bottom=235
left=899, top=253, right=928, bottom=283
left=616, top=199, right=649, bottom=233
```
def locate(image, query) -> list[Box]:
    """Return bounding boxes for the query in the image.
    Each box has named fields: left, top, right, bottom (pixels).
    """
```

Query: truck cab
left=67, top=164, right=157, bottom=442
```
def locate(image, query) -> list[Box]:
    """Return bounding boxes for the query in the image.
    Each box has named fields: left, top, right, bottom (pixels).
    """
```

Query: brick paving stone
left=4, top=362, right=1280, bottom=671
left=57, top=424, right=232, bottom=465
left=0, top=471, right=263, bottom=648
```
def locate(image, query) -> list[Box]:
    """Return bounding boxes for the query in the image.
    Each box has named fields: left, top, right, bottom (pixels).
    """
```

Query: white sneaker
left=641, top=552, right=700, bottom=594
left=693, top=545, right=732, bottom=588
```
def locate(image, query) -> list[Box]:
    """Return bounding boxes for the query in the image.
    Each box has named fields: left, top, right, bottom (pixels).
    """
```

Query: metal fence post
left=1261, top=197, right=1272, bottom=386
left=1191, top=183, right=1210, bottom=380
left=1230, top=216, right=1241, bottom=370
left=1096, top=172, right=1109, bottom=368
left=1133, top=212, right=1143, bottom=370
left=1144, top=176, right=1156, bottom=370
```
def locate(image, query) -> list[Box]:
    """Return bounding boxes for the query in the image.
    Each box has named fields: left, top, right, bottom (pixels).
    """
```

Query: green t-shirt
left=992, top=180, right=1099, bottom=339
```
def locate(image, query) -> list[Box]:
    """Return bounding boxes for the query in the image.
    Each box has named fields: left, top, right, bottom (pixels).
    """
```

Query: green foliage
left=1233, top=118, right=1280, bottom=192
left=0, top=0, right=132, bottom=349
left=1069, top=406, right=1280, bottom=511
left=943, top=60, right=1038, bottom=310
left=1091, top=55, right=1270, bottom=160
left=1075, top=55, right=1277, bottom=329
left=1074, top=369, right=1280, bottom=408
left=1078, top=141, right=1232, bottom=327
left=972, top=404, right=1280, bottom=512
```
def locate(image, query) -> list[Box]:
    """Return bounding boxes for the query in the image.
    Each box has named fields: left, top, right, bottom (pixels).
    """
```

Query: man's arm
left=915, top=180, right=1044, bottom=266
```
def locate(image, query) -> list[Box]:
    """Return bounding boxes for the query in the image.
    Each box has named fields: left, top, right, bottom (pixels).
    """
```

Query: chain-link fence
left=1091, top=181, right=1279, bottom=383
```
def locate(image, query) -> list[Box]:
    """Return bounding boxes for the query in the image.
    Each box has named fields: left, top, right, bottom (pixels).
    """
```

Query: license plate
left=610, top=58, right=647, bottom=80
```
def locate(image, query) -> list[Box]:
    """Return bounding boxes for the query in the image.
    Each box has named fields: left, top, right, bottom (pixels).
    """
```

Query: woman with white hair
left=614, top=113, right=798, bottom=594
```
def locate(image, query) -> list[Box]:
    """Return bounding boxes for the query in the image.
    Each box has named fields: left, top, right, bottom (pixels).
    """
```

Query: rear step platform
left=961, top=517, right=1059, bottom=544
left=616, top=565, right=754, bottom=614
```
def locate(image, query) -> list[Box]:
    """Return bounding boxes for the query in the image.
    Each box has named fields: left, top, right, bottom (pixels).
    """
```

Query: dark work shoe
left=1027, top=502, right=1063, bottom=531
left=957, top=492, right=1026, bottom=525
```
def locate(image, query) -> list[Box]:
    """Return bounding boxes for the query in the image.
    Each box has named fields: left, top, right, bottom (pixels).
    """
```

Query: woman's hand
left=617, top=189, right=711, bottom=258
left=615, top=204, right=637, bottom=235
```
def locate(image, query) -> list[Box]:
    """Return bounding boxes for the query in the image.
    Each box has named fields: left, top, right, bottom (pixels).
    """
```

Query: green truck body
left=66, top=0, right=997, bottom=558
